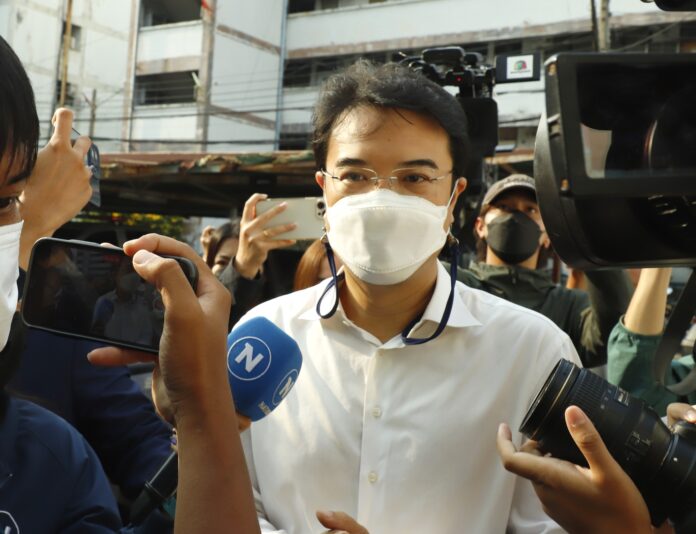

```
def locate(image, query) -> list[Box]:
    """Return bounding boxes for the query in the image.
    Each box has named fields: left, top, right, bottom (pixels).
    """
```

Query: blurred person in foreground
left=236, top=59, right=580, bottom=533
left=497, top=401, right=696, bottom=533
left=0, top=34, right=258, bottom=533
left=9, top=106, right=173, bottom=519
left=457, top=174, right=633, bottom=368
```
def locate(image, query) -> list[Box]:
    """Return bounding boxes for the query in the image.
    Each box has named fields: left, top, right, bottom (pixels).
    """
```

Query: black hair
left=0, top=35, right=39, bottom=183
left=205, top=219, right=241, bottom=269
left=312, top=59, right=470, bottom=180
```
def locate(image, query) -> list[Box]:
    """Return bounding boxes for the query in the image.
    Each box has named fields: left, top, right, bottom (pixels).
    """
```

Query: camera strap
left=652, top=268, right=696, bottom=397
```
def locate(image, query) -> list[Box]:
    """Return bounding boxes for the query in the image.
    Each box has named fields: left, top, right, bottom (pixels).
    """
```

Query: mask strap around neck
left=402, top=235, right=459, bottom=346
left=316, top=235, right=342, bottom=319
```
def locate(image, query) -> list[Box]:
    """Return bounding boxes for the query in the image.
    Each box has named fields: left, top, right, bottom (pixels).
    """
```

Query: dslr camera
left=527, top=1, right=696, bottom=531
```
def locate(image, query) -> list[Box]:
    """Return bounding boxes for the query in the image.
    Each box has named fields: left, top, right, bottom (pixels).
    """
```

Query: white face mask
left=326, top=188, right=452, bottom=285
left=0, top=220, right=22, bottom=351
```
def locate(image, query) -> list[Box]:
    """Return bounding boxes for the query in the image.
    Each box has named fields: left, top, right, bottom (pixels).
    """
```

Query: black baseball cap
left=482, top=174, right=536, bottom=207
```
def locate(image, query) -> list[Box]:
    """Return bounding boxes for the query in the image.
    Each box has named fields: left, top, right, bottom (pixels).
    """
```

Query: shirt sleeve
left=71, top=339, right=173, bottom=500
left=241, top=430, right=288, bottom=534
left=507, top=332, right=579, bottom=533
left=606, top=319, right=695, bottom=416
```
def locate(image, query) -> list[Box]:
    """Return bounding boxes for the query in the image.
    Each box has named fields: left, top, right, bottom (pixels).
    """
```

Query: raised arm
left=606, top=268, right=679, bottom=414
left=89, top=234, right=260, bottom=534
left=623, top=268, right=672, bottom=335
left=18, top=108, right=92, bottom=269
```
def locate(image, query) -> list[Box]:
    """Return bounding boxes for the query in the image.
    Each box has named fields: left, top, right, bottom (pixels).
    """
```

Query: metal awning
left=99, top=150, right=320, bottom=217
left=98, top=148, right=535, bottom=217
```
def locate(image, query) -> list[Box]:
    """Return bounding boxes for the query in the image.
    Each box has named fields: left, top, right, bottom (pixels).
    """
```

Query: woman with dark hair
left=203, top=220, right=240, bottom=276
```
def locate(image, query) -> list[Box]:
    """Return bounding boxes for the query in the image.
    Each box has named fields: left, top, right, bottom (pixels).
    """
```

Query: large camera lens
left=521, top=359, right=696, bottom=528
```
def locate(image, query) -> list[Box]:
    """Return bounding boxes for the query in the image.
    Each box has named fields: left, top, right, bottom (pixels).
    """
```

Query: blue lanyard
left=316, top=236, right=459, bottom=345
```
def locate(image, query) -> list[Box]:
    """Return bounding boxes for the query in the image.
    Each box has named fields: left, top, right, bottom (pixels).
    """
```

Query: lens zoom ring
left=568, top=371, right=606, bottom=420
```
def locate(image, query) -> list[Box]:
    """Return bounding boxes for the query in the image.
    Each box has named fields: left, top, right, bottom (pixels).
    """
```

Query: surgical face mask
left=325, top=188, right=452, bottom=285
left=485, top=211, right=542, bottom=265
left=0, top=220, right=22, bottom=351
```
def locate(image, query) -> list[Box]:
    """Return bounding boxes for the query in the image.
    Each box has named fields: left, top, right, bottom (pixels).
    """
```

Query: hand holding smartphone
left=21, top=238, right=198, bottom=353
left=255, top=197, right=326, bottom=240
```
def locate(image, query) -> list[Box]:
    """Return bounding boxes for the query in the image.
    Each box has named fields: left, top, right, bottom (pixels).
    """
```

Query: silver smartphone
left=255, top=197, right=326, bottom=240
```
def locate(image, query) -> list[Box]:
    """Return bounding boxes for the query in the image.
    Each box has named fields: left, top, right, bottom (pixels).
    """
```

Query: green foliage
left=75, top=211, right=187, bottom=240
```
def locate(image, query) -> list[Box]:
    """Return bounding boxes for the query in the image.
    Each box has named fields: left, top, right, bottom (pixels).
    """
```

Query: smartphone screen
left=22, top=238, right=197, bottom=353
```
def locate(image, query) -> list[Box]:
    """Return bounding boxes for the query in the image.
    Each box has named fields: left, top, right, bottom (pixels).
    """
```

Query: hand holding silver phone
left=255, top=197, right=326, bottom=240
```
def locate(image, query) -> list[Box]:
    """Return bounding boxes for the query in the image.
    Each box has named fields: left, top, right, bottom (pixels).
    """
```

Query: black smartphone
left=21, top=238, right=198, bottom=354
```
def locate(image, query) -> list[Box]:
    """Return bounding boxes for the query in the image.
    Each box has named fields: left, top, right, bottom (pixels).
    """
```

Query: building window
left=62, top=22, right=82, bottom=50
left=134, top=71, right=199, bottom=106
left=288, top=0, right=317, bottom=13
left=279, top=132, right=311, bottom=150
left=545, top=33, right=594, bottom=56
left=140, top=0, right=201, bottom=27
left=495, top=40, right=523, bottom=57
left=284, top=59, right=312, bottom=88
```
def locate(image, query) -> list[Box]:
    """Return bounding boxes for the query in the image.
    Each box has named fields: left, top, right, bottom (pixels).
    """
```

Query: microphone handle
left=129, top=451, right=178, bottom=525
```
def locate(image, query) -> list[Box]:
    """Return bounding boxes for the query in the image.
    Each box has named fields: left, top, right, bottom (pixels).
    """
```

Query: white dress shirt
left=240, top=262, right=580, bottom=534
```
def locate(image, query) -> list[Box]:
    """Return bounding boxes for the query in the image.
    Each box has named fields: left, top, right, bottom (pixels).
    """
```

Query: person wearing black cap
left=457, top=174, right=633, bottom=368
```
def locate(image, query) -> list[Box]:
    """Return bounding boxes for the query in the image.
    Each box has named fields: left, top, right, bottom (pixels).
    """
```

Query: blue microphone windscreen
left=226, top=317, right=302, bottom=421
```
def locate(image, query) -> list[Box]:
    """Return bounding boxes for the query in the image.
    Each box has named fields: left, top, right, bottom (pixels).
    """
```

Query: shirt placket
left=356, top=346, right=384, bottom=526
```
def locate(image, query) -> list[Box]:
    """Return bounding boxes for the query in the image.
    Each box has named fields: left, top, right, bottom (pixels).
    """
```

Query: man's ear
left=445, top=178, right=468, bottom=227
left=453, top=177, right=467, bottom=199
left=474, top=216, right=487, bottom=240
left=315, top=170, right=325, bottom=190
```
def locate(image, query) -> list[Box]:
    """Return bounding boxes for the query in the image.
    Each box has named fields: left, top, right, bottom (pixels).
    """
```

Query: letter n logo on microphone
left=227, top=337, right=272, bottom=381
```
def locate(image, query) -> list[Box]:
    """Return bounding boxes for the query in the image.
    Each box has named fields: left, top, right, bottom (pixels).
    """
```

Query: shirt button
left=371, top=406, right=382, bottom=418
left=368, top=471, right=379, bottom=484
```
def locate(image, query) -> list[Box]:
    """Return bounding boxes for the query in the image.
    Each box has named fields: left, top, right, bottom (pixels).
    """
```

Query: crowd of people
left=0, top=31, right=694, bottom=534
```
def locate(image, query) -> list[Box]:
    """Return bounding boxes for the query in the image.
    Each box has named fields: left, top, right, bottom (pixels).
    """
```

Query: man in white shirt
left=239, top=60, right=581, bottom=533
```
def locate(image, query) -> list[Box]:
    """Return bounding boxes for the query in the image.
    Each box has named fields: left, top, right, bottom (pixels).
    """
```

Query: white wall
left=131, top=104, right=199, bottom=140
left=0, top=0, right=133, bottom=147
left=280, top=86, right=318, bottom=129
left=210, top=0, right=285, bottom=150
left=207, top=115, right=277, bottom=153
left=209, top=37, right=279, bottom=115
left=287, top=0, right=661, bottom=53
left=137, top=21, right=204, bottom=64
left=216, top=0, right=284, bottom=44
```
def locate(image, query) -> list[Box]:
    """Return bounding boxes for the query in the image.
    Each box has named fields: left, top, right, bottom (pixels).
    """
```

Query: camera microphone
left=129, top=317, right=303, bottom=525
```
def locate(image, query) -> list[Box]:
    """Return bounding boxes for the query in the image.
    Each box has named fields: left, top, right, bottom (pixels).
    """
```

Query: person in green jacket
left=607, top=267, right=694, bottom=416
left=457, top=174, right=633, bottom=368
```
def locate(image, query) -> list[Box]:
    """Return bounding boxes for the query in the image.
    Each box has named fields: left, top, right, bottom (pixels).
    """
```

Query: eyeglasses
left=321, top=166, right=451, bottom=196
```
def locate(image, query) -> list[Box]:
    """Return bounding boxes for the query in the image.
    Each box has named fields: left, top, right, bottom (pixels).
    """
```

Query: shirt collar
left=416, top=261, right=481, bottom=329
left=299, top=261, right=481, bottom=330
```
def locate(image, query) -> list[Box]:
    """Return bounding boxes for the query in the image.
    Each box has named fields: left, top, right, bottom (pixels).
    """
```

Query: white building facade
left=0, top=0, right=693, bottom=153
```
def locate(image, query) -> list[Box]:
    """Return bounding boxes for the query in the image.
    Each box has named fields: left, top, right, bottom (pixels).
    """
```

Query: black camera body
left=535, top=53, right=696, bottom=269
left=522, top=360, right=696, bottom=530
left=399, top=46, right=541, bottom=183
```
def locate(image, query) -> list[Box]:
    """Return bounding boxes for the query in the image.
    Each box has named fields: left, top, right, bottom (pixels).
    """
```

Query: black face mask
left=485, top=211, right=542, bottom=265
